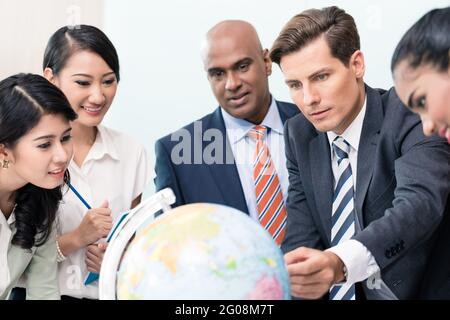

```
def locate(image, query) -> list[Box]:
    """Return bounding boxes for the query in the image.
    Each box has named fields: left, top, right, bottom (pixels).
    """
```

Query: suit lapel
left=276, top=100, right=299, bottom=124
left=309, top=133, right=334, bottom=245
left=205, top=108, right=249, bottom=214
left=355, top=86, right=383, bottom=226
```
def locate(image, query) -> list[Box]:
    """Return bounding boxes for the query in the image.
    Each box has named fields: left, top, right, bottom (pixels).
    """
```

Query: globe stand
left=98, top=188, right=176, bottom=300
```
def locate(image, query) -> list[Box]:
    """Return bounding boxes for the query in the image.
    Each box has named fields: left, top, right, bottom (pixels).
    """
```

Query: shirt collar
left=86, top=125, right=120, bottom=162
left=327, top=95, right=367, bottom=153
left=221, top=96, right=284, bottom=144
left=0, top=205, right=16, bottom=226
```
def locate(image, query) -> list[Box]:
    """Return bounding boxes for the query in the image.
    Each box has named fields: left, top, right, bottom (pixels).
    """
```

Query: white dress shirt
left=57, top=125, right=153, bottom=299
left=221, top=97, right=289, bottom=221
left=326, top=97, right=397, bottom=299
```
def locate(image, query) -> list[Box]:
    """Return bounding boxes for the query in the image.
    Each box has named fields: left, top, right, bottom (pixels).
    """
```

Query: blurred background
left=1, top=0, right=449, bottom=196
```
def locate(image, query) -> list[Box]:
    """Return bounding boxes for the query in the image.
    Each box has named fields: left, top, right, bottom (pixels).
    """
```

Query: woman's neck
left=71, top=122, right=98, bottom=147
left=0, top=174, right=18, bottom=219
left=71, top=122, right=98, bottom=167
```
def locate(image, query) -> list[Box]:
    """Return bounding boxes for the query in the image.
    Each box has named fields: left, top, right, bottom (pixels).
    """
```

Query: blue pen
left=68, top=182, right=91, bottom=210
left=67, top=182, right=104, bottom=285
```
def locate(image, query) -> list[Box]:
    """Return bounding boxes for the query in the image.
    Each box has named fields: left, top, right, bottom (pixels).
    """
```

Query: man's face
left=394, top=60, right=450, bottom=143
left=204, top=33, right=272, bottom=124
left=279, top=36, right=365, bottom=135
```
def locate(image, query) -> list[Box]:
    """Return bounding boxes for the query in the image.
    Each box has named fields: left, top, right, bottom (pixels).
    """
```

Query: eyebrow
left=207, top=58, right=253, bottom=74
left=284, top=67, right=332, bottom=85
left=233, top=58, right=252, bottom=69
left=71, top=72, right=115, bottom=78
left=284, top=79, right=300, bottom=86
left=33, top=127, right=72, bottom=141
left=207, top=67, right=223, bottom=75
left=307, top=67, right=332, bottom=80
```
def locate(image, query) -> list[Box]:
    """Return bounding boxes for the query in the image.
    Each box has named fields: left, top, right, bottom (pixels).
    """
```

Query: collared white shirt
left=326, top=97, right=397, bottom=299
left=57, top=125, right=153, bottom=299
left=221, top=97, right=288, bottom=221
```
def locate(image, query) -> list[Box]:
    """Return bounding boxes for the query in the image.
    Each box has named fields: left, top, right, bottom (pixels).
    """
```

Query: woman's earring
left=2, top=160, right=9, bottom=169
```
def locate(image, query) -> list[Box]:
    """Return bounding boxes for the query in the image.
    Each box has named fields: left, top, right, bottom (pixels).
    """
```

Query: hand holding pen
left=68, top=183, right=113, bottom=248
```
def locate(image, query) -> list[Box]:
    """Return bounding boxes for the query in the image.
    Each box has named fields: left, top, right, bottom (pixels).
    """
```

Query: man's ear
left=262, top=49, right=272, bottom=76
left=350, top=50, right=365, bottom=79
left=43, top=67, right=57, bottom=85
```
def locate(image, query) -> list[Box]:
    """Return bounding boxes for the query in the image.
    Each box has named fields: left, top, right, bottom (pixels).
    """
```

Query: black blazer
left=154, top=100, right=299, bottom=214
left=282, top=85, right=450, bottom=299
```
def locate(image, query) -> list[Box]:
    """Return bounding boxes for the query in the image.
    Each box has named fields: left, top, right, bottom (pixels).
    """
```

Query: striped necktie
left=248, top=125, right=287, bottom=246
left=330, top=136, right=356, bottom=300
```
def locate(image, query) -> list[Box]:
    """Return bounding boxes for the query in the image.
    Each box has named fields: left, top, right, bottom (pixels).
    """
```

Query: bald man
left=154, top=20, right=299, bottom=244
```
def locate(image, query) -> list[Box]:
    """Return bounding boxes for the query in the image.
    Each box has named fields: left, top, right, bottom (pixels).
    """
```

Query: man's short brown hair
left=270, top=6, right=360, bottom=67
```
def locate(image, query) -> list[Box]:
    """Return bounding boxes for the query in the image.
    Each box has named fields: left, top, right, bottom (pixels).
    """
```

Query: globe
left=116, top=203, right=290, bottom=299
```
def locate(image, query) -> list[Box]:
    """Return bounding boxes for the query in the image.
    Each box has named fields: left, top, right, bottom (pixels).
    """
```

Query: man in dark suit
left=269, top=6, right=450, bottom=299
left=154, top=20, right=299, bottom=244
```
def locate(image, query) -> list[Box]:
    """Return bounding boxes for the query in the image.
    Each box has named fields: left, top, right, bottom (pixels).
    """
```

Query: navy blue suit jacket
left=154, top=100, right=299, bottom=214
left=282, top=85, right=450, bottom=299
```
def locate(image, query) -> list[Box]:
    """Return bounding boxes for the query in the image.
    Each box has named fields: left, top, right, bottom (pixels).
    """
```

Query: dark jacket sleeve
left=354, top=109, right=450, bottom=270
left=281, top=118, right=325, bottom=254
left=154, top=138, right=185, bottom=208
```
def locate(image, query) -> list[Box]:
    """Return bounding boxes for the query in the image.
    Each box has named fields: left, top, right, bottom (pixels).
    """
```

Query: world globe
left=116, top=203, right=290, bottom=299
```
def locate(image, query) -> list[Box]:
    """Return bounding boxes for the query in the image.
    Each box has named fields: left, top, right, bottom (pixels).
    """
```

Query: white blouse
left=57, top=125, right=153, bottom=299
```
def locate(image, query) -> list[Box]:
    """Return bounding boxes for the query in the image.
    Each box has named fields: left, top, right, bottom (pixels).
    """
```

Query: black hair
left=391, top=6, right=450, bottom=73
left=0, top=73, right=77, bottom=250
left=43, top=25, right=120, bottom=81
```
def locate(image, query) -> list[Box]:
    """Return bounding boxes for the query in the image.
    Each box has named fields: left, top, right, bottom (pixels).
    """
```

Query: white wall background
left=1, top=0, right=449, bottom=197
left=0, top=0, right=103, bottom=79
left=102, top=0, right=449, bottom=196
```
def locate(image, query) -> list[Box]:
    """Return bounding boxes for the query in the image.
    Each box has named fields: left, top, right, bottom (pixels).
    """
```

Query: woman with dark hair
left=391, top=6, right=450, bottom=143
left=0, top=73, right=76, bottom=299
left=42, top=25, right=152, bottom=300
left=393, top=7, right=450, bottom=299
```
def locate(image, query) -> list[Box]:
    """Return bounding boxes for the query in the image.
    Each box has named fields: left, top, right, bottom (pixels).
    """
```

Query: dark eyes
left=38, top=135, right=72, bottom=149
left=209, top=61, right=251, bottom=80
left=75, top=80, right=90, bottom=86
left=103, top=79, right=116, bottom=85
left=238, top=62, right=250, bottom=72
left=211, top=70, right=224, bottom=79
left=75, top=79, right=116, bottom=87
left=61, top=135, right=72, bottom=143
left=37, top=142, right=51, bottom=149
left=415, top=96, right=426, bottom=109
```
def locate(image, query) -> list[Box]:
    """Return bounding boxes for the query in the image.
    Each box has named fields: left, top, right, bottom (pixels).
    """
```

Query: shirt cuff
left=327, top=239, right=379, bottom=285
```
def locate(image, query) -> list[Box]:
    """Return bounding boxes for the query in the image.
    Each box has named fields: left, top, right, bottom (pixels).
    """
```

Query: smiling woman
left=38, top=25, right=153, bottom=300
left=0, top=73, right=77, bottom=300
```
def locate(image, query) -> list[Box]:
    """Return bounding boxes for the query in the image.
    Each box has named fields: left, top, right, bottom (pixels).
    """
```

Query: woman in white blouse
left=41, top=25, right=152, bottom=300
left=0, top=73, right=76, bottom=299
